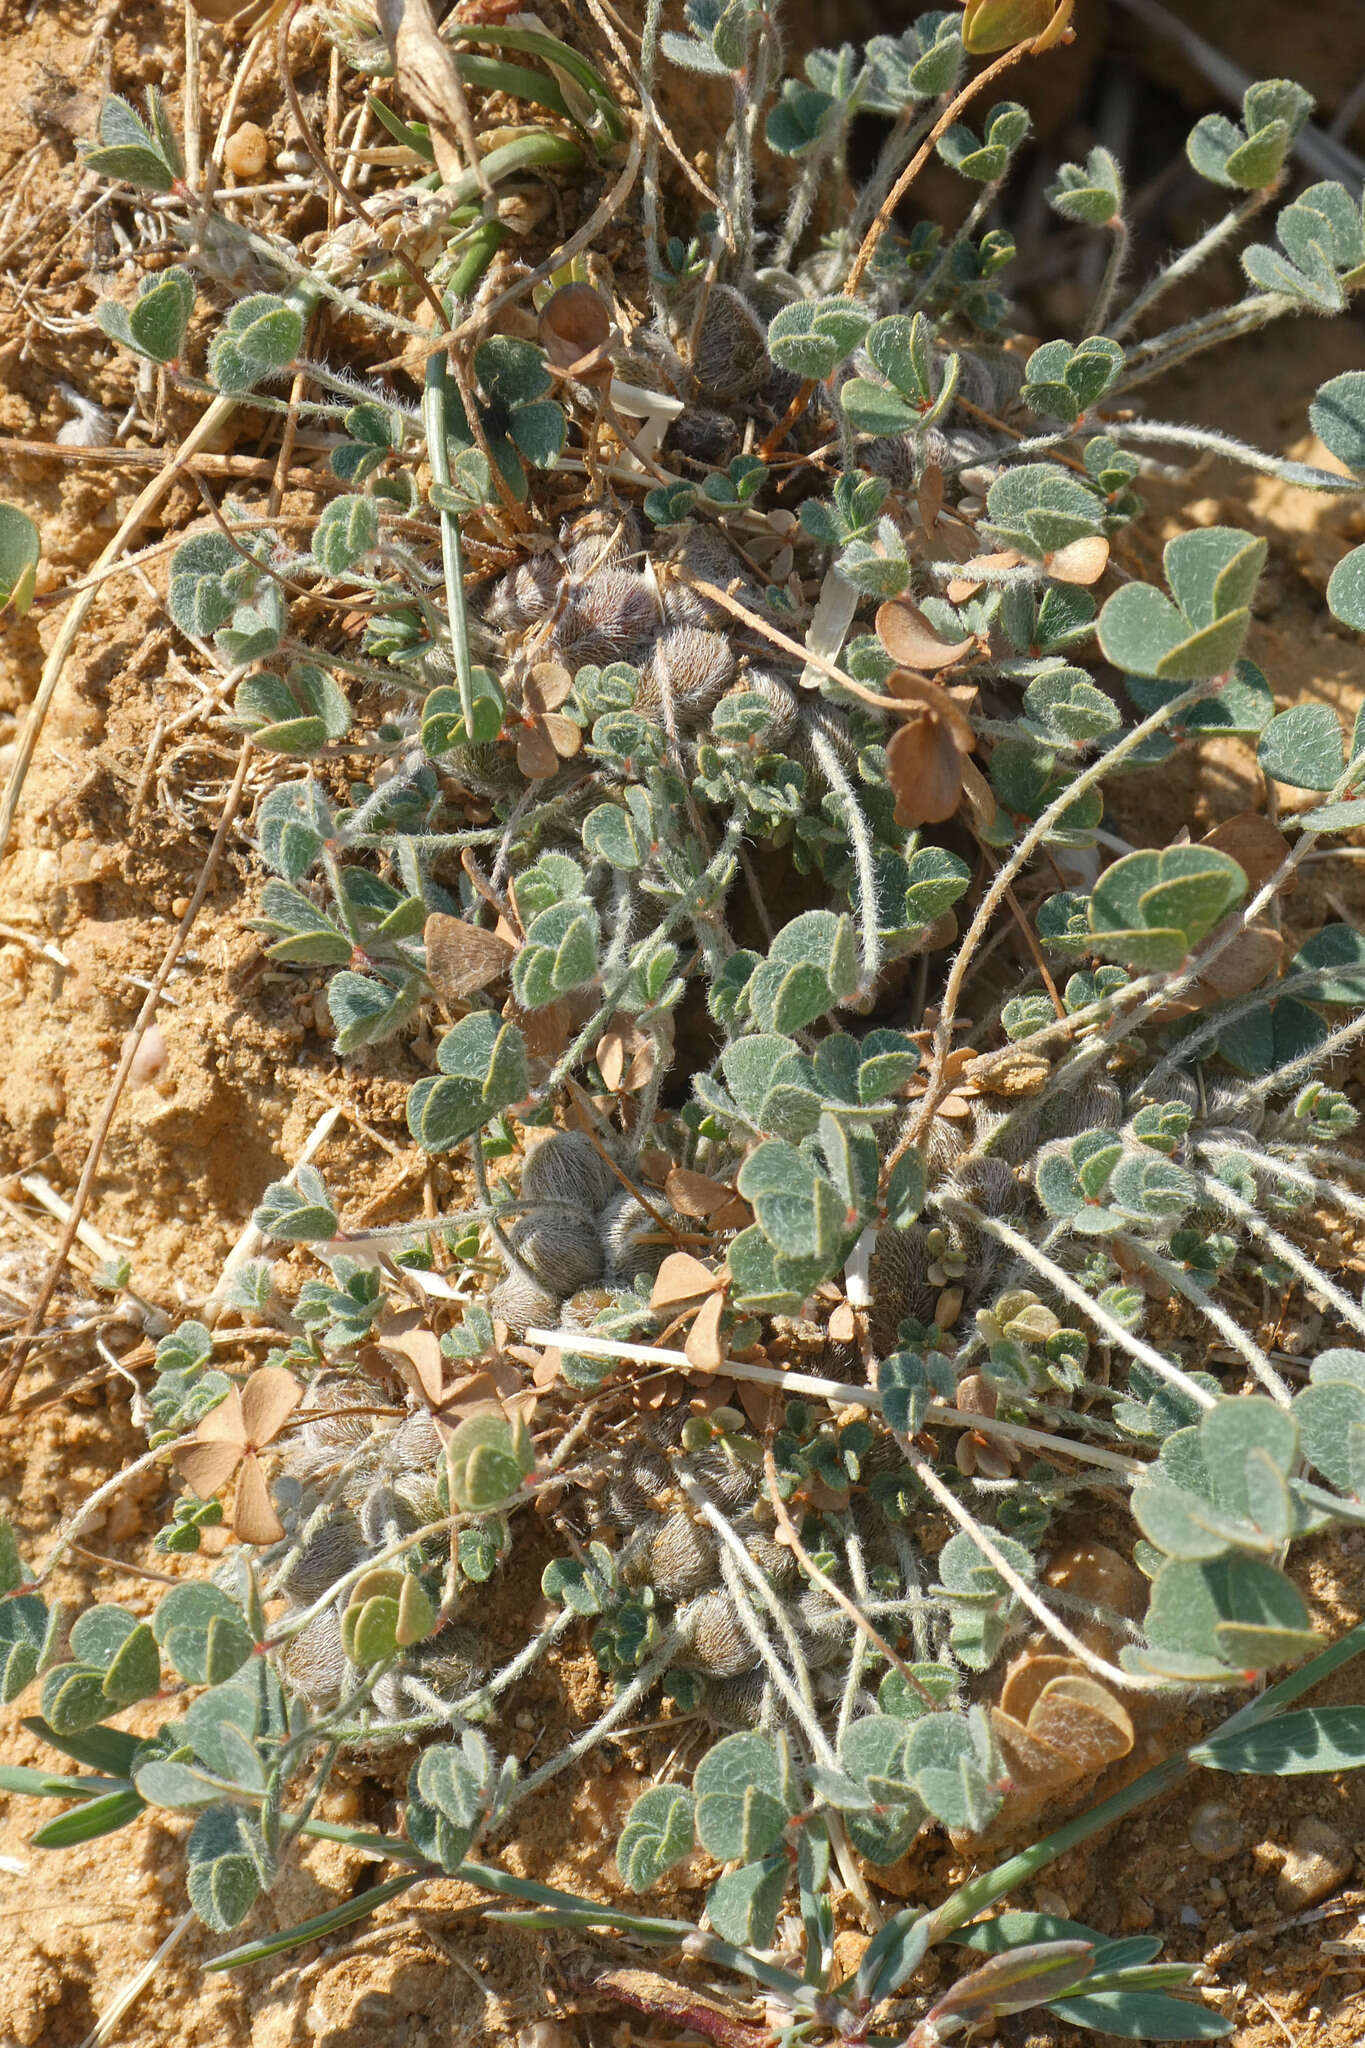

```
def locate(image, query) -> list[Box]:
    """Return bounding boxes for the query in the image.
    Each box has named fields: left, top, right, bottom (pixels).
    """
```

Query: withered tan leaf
left=664, top=1166, right=737, bottom=1218
left=887, top=716, right=966, bottom=826
left=1046, top=534, right=1109, bottom=585
left=876, top=599, right=972, bottom=672
left=650, top=1252, right=721, bottom=1314
left=1201, top=810, right=1294, bottom=894
left=425, top=912, right=515, bottom=1005
left=684, top=1288, right=726, bottom=1373
left=174, top=1438, right=243, bottom=1501
left=232, top=1452, right=286, bottom=1547
left=240, top=1365, right=303, bottom=1447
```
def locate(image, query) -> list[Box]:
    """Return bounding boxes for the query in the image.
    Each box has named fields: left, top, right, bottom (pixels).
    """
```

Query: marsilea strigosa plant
left=5, top=1, right=1365, bottom=2039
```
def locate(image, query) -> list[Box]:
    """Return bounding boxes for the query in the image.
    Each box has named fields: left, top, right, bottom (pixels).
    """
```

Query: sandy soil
left=1, top=2, right=1364, bottom=2044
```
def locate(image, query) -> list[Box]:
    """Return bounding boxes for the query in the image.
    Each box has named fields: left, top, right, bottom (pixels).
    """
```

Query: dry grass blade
left=376, top=0, right=491, bottom=192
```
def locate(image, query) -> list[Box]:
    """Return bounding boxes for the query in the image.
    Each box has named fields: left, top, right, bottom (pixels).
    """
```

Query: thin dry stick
left=277, top=8, right=451, bottom=336
left=844, top=37, right=1046, bottom=296
left=680, top=573, right=917, bottom=707
left=0, top=438, right=330, bottom=483
left=0, top=741, right=254, bottom=1410
left=523, top=1327, right=1145, bottom=1476
left=584, top=0, right=722, bottom=212
left=78, top=1910, right=197, bottom=2048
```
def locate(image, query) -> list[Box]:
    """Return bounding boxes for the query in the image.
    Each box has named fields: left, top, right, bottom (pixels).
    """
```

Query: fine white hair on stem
left=899, top=1440, right=1187, bottom=1696
left=939, top=1203, right=1219, bottom=1413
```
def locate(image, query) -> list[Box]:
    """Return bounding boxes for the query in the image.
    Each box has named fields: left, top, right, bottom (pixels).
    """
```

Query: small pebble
left=1188, top=1797, right=1246, bottom=1862
left=1031, top=1886, right=1070, bottom=1920
left=1275, top=1816, right=1354, bottom=1910
left=516, top=2025, right=576, bottom=2048
left=125, top=1021, right=167, bottom=1090
left=224, top=122, right=269, bottom=179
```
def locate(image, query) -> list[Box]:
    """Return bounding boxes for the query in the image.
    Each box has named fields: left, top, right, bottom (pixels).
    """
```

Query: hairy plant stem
left=1085, top=215, right=1129, bottom=336
left=896, top=677, right=1215, bottom=1170
left=1108, top=185, right=1275, bottom=339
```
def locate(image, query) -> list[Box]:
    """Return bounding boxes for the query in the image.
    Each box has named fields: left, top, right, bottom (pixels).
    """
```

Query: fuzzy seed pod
left=521, top=1130, right=619, bottom=1211
left=280, top=1511, right=365, bottom=1604
left=413, top=1620, right=484, bottom=1691
left=858, top=434, right=918, bottom=491
left=488, top=1269, right=566, bottom=1335
left=279, top=1608, right=349, bottom=1710
left=796, top=1594, right=849, bottom=1672
left=657, top=527, right=756, bottom=632
left=689, top=1445, right=761, bottom=1516
left=868, top=1224, right=935, bottom=1355
left=600, top=1446, right=671, bottom=1531
left=390, top=1466, right=445, bottom=1531
left=562, top=504, right=642, bottom=578
left=684, top=1590, right=753, bottom=1676
left=557, top=569, right=659, bottom=666
left=597, top=1190, right=668, bottom=1282
left=562, top=1283, right=619, bottom=1328
left=1037, top=1075, right=1124, bottom=1145
left=636, top=626, right=736, bottom=720
left=505, top=1209, right=607, bottom=1296
left=486, top=551, right=562, bottom=633
left=746, top=1533, right=800, bottom=1592
left=954, top=344, right=1026, bottom=417
left=391, top=1410, right=444, bottom=1469
left=674, top=283, right=770, bottom=404
left=646, top=1510, right=718, bottom=1598
left=726, top=669, right=800, bottom=747
left=667, top=406, right=742, bottom=470
left=703, top=1668, right=771, bottom=1728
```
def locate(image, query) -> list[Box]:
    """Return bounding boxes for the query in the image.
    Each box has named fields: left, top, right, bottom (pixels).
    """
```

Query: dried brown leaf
left=1046, top=535, right=1109, bottom=586
left=517, top=721, right=562, bottom=780
left=1192, top=920, right=1284, bottom=1001
left=232, top=1452, right=286, bottom=1546
left=884, top=671, right=976, bottom=752
left=999, top=1651, right=1088, bottom=1727
left=193, top=1384, right=245, bottom=1447
left=1044, top=1541, right=1143, bottom=1620
left=827, top=1301, right=857, bottom=1345
left=664, top=1166, right=736, bottom=1218
left=684, top=1289, right=726, bottom=1373
left=174, top=1439, right=243, bottom=1500
left=1201, top=810, right=1294, bottom=894
left=506, top=996, right=571, bottom=1062
left=876, top=599, right=972, bottom=672
left=916, top=461, right=944, bottom=535
left=887, top=716, right=966, bottom=826
left=525, top=661, right=574, bottom=714
left=1027, top=1675, right=1133, bottom=1770
left=538, top=282, right=615, bottom=383
left=378, top=1317, right=446, bottom=1407
left=377, top=0, right=482, bottom=186
left=239, top=1365, right=303, bottom=1447
left=650, top=1252, right=721, bottom=1314
left=425, top=912, right=515, bottom=1006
